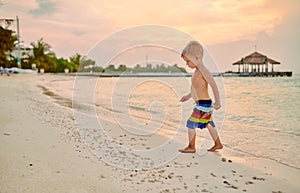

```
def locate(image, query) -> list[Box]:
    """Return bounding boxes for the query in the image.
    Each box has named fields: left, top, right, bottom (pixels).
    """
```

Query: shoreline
left=61, top=71, right=294, bottom=77
left=1, top=74, right=299, bottom=193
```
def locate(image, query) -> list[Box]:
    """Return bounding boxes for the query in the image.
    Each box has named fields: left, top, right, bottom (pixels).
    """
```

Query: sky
left=1, top=0, right=299, bottom=73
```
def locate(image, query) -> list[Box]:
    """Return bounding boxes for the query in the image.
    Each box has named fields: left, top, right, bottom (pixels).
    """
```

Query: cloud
left=72, top=31, right=86, bottom=36
left=29, top=0, right=56, bottom=16
left=86, top=0, right=291, bottom=46
left=1, top=0, right=299, bottom=72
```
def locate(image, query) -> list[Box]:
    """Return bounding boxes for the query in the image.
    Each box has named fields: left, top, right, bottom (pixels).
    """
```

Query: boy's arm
left=179, top=93, right=191, bottom=102
left=197, top=64, right=221, bottom=110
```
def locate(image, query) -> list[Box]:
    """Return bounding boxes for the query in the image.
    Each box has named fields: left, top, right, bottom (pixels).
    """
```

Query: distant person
left=4, top=67, right=10, bottom=76
left=179, top=41, right=223, bottom=153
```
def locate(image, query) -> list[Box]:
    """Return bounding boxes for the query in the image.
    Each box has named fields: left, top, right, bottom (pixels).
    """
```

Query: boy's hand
left=179, top=94, right=191, bottom=102
left=213, top=101, right=221, bottom=110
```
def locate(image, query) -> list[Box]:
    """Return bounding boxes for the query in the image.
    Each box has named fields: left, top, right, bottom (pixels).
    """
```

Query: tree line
left=1, top=25, right=91, bottom=73
left=0, top=25, right=186, bottom=73
left=104, top=63, right=187, bottom=73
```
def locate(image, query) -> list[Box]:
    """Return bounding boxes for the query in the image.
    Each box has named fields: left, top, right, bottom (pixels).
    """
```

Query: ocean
left=47, top=74, right=300, bottom=169
left=221, top=74, right=300, bottom=169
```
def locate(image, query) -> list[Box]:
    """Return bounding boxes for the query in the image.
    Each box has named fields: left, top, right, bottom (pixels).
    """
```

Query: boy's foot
left=179, top=147, right=196, bottom=153
left=207, top=144, right=223, bottom=152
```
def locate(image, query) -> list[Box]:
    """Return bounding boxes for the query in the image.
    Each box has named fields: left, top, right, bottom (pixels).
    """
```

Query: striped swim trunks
left=186, top=99, right=215, bottom=129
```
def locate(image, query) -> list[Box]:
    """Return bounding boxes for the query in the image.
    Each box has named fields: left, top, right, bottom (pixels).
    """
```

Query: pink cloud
left=1, top=0, right=299, bottom=72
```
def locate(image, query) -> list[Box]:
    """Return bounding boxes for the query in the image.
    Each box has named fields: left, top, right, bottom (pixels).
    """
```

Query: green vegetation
left=0, top=24, right=187, bottom=73
left=0, top=23, right=96, bottom=73
left=107, top=63, right=187, bottom=73
left=0, top=26, right=17, bottom=66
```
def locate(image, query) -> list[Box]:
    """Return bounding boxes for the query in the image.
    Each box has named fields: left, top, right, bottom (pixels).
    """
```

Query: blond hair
left=181, top=41, right=203, bottom=59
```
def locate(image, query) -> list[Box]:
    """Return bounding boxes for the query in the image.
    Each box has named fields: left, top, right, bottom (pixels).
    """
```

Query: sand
left=0, top=74, right=299, bottom=193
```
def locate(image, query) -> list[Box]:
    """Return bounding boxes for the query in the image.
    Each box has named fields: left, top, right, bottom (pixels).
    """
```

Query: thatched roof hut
left=233, top=51, right=280, bottom=73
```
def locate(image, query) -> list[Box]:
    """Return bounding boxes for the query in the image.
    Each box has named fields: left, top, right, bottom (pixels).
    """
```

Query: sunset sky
left=1, top=0, right=299, bottom=72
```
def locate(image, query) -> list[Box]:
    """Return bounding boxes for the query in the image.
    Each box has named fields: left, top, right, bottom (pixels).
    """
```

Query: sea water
left=46, top=74, right=300, bottom=169
left=92, top=74, right=300, bottom=169
left=222, top=74, right=300, bottom=169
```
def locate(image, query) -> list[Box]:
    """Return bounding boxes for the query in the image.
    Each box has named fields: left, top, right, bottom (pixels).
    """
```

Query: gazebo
left=233, top=51, right=280, bottom=74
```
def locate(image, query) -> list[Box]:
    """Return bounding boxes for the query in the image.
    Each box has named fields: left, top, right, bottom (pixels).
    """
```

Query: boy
left=179, top=41, right=223, bottom=153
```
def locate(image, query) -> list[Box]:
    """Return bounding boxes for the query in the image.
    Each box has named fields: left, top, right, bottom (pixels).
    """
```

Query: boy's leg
left=206, top=123, right=223, bottom=152
left=179, top=128, right=196, bottom=153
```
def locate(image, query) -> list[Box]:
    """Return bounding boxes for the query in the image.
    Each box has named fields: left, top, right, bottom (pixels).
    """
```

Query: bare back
left=190, top=69, right=210, bottom=100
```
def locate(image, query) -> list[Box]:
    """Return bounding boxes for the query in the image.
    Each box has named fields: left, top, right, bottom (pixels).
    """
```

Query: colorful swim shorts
left=186, top=99, right=215, bottom=129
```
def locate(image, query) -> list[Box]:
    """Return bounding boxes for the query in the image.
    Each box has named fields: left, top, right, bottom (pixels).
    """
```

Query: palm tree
left=69, top=53, right=82, bottom=72
left=30, top=38, right=56, bottom=72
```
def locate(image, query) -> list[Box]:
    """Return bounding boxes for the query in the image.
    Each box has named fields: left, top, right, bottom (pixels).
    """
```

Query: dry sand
left=0, top=74, right=299, bottom=193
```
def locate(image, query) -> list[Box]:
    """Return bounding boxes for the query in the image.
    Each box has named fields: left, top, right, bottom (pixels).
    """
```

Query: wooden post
left=16, top=16, right=21, bottom=68
left=265, top=58, right=268, bottom=73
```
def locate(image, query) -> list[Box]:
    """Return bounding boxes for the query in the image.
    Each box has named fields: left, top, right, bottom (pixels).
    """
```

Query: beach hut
left=233, top=51, right=280, bottom=74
